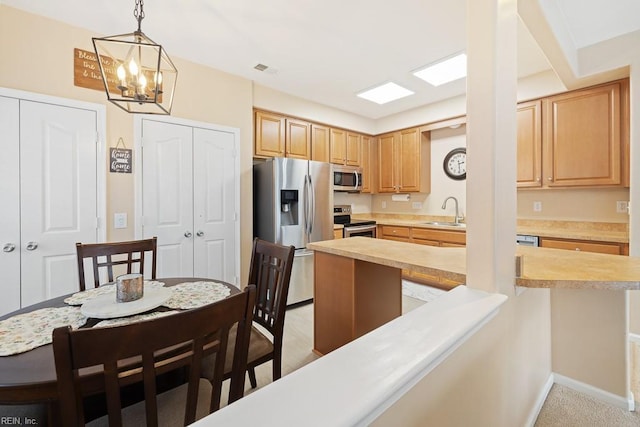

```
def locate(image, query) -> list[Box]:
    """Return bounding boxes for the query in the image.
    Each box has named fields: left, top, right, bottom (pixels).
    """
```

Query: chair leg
left=248, top=367, right=257, bottom=389
left=273, top=357, right=282, bottom=382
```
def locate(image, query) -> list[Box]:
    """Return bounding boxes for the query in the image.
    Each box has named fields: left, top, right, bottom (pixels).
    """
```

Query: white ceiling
left=3, top=0, right=637, bottom=119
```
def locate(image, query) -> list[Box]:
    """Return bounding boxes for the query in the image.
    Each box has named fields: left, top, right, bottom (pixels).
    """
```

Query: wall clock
left=443, top=147, right=466, bottom=180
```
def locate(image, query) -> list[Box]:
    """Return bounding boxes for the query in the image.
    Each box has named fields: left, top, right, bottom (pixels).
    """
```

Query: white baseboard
left=525, top=374, right=554, bottom=427
left=553, top=373, right=631, bottom=411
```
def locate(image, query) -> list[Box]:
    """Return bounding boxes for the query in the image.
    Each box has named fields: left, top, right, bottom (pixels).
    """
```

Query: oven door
left=343, top=224, right=377, bottom=238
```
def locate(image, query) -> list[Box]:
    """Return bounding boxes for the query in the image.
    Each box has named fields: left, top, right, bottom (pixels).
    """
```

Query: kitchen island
left=308, top=237, right=640, bottom=354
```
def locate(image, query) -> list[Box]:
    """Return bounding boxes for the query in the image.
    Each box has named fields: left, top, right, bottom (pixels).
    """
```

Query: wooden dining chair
left=76, top=237, right=158, bottom=291
left=52, top=285, right=256, bottom=427
left=203, top=238, right=295, bottom=390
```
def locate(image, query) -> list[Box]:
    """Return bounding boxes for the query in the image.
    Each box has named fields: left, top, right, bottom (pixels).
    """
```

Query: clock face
left=443, top=148, right=466, bottom=180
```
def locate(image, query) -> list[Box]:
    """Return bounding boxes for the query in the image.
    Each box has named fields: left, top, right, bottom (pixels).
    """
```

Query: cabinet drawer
left=411, top=228, right=466, bottom=245
left=380, top=225, right=410, bottom=239
left=539, top=238, right=622, bottom=255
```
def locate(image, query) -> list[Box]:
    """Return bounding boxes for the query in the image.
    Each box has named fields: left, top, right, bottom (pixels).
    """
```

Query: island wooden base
left=313, top=251, right=402, bottom=355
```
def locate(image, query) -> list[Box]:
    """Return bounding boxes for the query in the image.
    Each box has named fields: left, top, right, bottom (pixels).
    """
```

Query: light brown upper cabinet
left=517, top=80, right=628, bottom=189
left=311, top=124, right=330, bottom=162
left=542, top=82, right=623, bottom=187
left=516, top=100, right=542, bottom=188
left=255, top=110, right=310, bottom=159
left=378, top=127, right=429, bottom=193
left=285, top=118, right=311, bottom=159
left=330, top=129, right=361, bottom=166
left=360, top=135, right=375, bottom=193
left=255, top=110, right=286, bottom=158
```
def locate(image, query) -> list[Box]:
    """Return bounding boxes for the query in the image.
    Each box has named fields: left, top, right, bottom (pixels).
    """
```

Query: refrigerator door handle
left=303, top=174, right=310, bottom=235
left=308, top=174, right=315, bottom=234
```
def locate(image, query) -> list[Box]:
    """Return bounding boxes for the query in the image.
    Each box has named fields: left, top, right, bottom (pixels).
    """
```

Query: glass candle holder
left=116, top=273, right=144, bottom=302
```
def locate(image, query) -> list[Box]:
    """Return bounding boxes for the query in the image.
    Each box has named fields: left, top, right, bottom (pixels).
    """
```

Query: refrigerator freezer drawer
left=287, top=250, right=314, bottom=307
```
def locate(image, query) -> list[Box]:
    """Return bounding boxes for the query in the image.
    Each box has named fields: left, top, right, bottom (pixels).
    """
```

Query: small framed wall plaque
left=110, top=138, right=132, bottom=174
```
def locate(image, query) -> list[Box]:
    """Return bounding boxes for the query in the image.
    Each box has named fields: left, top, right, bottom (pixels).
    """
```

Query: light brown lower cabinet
left=333, top=229, right=343, bottom=239
left=539, top=237, right=627, bottom=255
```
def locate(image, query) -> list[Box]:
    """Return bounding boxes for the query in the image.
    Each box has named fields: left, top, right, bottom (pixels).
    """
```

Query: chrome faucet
left=442, top=196, right=464, bottom=224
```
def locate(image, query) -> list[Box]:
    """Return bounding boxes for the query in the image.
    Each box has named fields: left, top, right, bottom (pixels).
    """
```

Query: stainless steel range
left=333, top=205, right=377, bottom=238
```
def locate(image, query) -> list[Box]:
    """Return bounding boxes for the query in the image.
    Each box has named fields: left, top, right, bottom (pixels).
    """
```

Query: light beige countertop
left=353, top=214, right=629, bottom=243
left=307, top=237, right=640, bottom=290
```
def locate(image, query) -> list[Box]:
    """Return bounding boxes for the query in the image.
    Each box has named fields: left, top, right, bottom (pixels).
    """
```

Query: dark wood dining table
left=0, top=277, right=239, bottom=407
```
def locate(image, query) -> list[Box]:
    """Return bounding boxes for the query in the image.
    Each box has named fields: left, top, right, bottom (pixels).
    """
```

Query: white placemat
left=162, top=281, right=231, bottom=310
left=80, top=288, right=173, bottom=319
left=93, top=310, right=180, bottom=328
left=0, top=307, right=87, bottom=356
left=64, top=280, right=165, bottom=305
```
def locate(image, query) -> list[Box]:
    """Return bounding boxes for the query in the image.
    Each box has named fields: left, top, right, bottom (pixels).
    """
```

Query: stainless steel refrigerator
left=253, top=158, right=333, bottom=307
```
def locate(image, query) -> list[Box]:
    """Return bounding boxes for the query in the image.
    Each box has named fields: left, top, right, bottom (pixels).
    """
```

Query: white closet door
left=141, top=119, right=194, bottom=277
left=20, top=100, right=98, bottom=306
left=192, top=128, right=237, bottom=283
left=0, top=96, right=21, bottom=315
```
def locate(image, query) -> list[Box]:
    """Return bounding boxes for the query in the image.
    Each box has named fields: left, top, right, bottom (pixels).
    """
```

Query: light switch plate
left=412, top=202, right=422, bottom=209
left=114, top=213, right=127, bottom=229
left=616, top=201, right=629, bottom=214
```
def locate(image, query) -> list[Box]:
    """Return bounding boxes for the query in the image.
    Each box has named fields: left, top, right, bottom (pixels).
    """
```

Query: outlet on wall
left=533, top=201, right=542, bottom=212
left=381, top=201, right=387, bottom=209
left=616, top=201, right=629, bottom=214
left=412, top=202, right=422, bottom=209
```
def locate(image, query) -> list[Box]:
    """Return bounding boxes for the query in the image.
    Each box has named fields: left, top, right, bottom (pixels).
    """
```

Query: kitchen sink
left=422, top=221, right=466, bottom=228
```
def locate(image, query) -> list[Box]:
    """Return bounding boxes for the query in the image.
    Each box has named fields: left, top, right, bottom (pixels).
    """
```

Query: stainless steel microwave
left=333, top=165, right=363, bottom=192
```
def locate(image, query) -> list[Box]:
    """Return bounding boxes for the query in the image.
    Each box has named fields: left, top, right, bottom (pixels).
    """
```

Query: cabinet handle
left=547, top=177, right=553, bottom=181
left=536, top=177, right=540, bottom=182
left=575, top=248, right=581, bottom=251
left=3, top=243, right=16, bottom=253
left=184, top=231, right=192, bottom=238
left=26, top=242, right=38, bottom=251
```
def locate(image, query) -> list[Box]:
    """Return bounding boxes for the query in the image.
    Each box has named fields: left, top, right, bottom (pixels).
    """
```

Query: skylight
left=413, top=53, right=467, bottom=86
left=357, top=82, right=414, bottom=105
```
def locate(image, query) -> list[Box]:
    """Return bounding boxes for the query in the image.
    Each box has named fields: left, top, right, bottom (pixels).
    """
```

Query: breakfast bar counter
left=308, top=237, right=640, bottom=353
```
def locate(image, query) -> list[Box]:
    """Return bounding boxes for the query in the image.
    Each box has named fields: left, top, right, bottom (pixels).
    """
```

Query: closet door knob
left=3, top=243, right=16, bottom=253
left=184, top=231, right=192, bottom=238
left=196, top=231, right=204, bottom=237
left=26, top=242, right=38, bottom=251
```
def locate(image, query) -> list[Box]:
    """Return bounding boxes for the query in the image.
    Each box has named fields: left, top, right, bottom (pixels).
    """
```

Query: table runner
left=0, top=307, right=87, bottom=356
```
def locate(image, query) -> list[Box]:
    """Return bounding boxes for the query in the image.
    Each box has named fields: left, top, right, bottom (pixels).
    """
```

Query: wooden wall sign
left=74, top=48, right=119, bottom=92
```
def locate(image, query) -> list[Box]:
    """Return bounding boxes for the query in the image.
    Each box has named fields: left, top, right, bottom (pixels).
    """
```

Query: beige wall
left=551, top=289, right=628, bottom=396
left=1, top=6, right=254, bottom=284
left=373, top=288, right=552, bottom=426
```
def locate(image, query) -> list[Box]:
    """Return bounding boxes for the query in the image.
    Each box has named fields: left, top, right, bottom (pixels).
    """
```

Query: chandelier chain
left=134, top=0, right=145, bottom=32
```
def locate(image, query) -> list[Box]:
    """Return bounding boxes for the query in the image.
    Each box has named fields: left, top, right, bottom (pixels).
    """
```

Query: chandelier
left=92, top=0, right=177, bottom=114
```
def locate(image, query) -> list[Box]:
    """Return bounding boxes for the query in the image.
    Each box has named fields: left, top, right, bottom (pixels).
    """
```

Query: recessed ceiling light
left=357, top=82, right=414, bottom=105
left=413, top=53, right=467, bottom=87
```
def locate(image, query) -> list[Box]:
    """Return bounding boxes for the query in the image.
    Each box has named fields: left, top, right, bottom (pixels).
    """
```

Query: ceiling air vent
left=254, top=64, right=269, bottom=71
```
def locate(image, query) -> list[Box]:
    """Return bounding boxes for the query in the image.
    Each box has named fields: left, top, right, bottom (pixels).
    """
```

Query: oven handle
left=345, top=224, right=377, bottom=233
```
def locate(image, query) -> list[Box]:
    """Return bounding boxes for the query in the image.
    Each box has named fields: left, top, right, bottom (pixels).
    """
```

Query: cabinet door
left=517, top=100, right=542, bottom=188
left=346, top=132, right=361, bottom=166
left=539, top=238, right=622, bottom=255
left=329, top=128, right=347, bottom=164
left=0, top=96, right=20, bottom=315
left=255, top=111, right=285, bottom=157
left=286, top=118, right=310, bottom=159
left=361, top=136, right=372, bottom=193
left=377, top=133, right=396, bottom=192
left=398, top=128, right=421, bottom=192
left=543, top=83, right=621, bottom=187
left=311, top=124, right=330, bottom=162
left=20, top=101, right=99, bottom=306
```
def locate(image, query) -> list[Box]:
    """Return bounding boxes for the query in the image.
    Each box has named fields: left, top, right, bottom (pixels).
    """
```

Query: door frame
left=133, top=115, right=241, bottom=284
left=0, top=87, right=108, bottom=243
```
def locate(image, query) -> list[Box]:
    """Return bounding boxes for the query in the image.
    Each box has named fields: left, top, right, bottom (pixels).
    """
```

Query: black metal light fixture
left=92, top=0, right=177, bottom=114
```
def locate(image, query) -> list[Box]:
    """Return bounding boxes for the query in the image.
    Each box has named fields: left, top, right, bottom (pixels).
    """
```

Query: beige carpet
left=535, top=384, right=640, bottom=426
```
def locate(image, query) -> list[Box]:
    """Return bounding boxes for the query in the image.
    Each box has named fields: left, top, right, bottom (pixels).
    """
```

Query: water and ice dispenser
left=280, top=189, right=299, bottom=225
